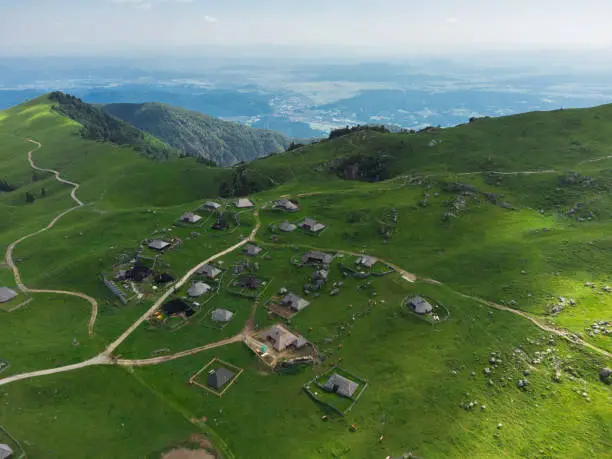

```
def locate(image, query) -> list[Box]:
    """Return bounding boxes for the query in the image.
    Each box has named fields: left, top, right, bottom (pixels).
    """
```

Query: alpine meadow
left=0, top=93, right=610, bottom=459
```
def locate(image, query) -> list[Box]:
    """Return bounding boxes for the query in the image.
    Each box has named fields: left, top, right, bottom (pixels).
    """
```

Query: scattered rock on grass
left=600, top=367, right=612, bottom=385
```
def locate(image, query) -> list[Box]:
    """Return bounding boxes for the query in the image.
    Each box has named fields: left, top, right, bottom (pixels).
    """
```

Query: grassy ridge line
left=2, top=95, right=612, bottom=457
left=104, top=102, right=291, bottom=166
left=0, top=94, right=232, bottom=207
left=49, top=92, right=180, bottom=161
left=217, top=103, right=612, bottom=196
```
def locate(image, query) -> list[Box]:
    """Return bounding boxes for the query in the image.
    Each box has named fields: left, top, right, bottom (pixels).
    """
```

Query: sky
left=1, top=0, right=612, bottom=57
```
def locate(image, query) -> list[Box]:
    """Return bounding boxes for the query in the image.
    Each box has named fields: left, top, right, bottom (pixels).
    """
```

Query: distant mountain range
left=103, top=102, right=293, bottom=165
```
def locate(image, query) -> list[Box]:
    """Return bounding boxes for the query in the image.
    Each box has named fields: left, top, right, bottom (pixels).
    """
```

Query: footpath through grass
left=0, top=95, right=610, bottom=458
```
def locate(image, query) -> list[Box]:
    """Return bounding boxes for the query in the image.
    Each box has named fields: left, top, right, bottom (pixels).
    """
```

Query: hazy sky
left=1, top=0, right=611, bottom=56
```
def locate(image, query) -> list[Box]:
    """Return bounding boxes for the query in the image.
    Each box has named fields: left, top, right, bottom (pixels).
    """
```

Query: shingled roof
left=278, top=221, right=297, bottom=232
left=148, top=239, right=170, bottom=251
left=323, top=373, right=359, bottom=398
left=299, top=218, right=326, bottom=233
left=197, top=264, right=222, bottom=279
left=263, top=325, right=301, bottom=351
left=243, top=244, right=262, bottom=256
left=407, top=296, right=433, bottom=315
left=235, top=198, right=254, bottom=208
left=204, top=201, right=221, bottom=210
left=281, top=293, right=311, bottom=312
left=188, top=281, right=212, bottom=297
left=274, top=198, right=299, bottom=212
left=0, top=444, right=13, bottom=459
left=0, top=287, right=17, bottom=304
left=211, top=308, right=234, bottom=322
left=207, top=367, right=235, bottom=390
left=302, top=251, right=333, bottom=265
left=356, top=255, right=377, bottom=268
left=181, top=212, right=202, bottom=223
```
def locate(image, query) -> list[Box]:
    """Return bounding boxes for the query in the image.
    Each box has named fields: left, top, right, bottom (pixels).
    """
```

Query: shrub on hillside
left=0, top=180, right=17, bottom=192
left=49, top=92, right=178, bottom=160
left=334, top=154, right=391, bottom=182
left=328, top=125, right=390, bottom=140
left=218, top=166, right=272, bottom=197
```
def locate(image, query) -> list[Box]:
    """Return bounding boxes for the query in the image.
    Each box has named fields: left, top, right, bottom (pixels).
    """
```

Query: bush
left=0, top=180, right=17, bottom=192
left=219, top=166, right=272, bottom=197
left=49, top=92, right=178, bottom=160
left=329, top=125, right=390, bottom=140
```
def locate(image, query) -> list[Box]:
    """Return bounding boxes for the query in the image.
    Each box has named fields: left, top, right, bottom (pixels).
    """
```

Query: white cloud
left=112, top=0, right=193, bottom=8
left=446, top=17, right=459, bottom=24
left=204, top=15, right=218, bottom=23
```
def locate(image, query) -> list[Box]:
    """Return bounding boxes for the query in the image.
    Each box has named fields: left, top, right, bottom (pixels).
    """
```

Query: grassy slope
left=0, top=96, right=610, bottom=458
left=104, top=102, right=291, bottom=165
left=224, top=103, right=612, bottom=196
left=0, top=95, right=234, bottom=457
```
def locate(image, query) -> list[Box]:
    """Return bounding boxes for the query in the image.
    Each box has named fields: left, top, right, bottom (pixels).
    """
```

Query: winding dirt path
left=103, top=213, right=261, bottom=356
left=258, top=240, right=610, bottom=359
left=1, top=158, right=609, bottom=391
left=0, top=212, right=261, bottom=387
left=460, top=293, right=612, bottom=359
left=25, top=139, right=84, bottom=205
left=3, top=139, right=98, bottom=336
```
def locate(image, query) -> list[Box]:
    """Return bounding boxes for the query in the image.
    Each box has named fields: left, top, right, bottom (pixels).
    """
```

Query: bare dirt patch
left=189, top=434, right=213, bottom=449
left=161, top=448, right=215, bottom=459
left=266, top=300, right=295, bottom=319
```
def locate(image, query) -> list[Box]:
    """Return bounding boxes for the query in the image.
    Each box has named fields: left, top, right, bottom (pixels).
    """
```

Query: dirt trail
left=2, top=159, right=610, bottom=391
left=261, top=242, right=419, bottom=282
left=103, top=213, right=261, bottom=356
left=0, top=355, right=112, bottom=388
left=487, top=302, right=612, bottom=359
left=280, top=168, right=558, bottom=201
left=456, top=169, right=557, bottom=176
left=449, top=289, right=612, bottom=359
left=25, top=139, right=84, bottom=205
left=579, top=155, right=612, bottom=165
left=0, top=213, right=261, bottom=387
left=3, top=139, right=98, bottom=336
left=116, top=334, right=243, bottom=366
left=259, top=241, right=611, bottom=359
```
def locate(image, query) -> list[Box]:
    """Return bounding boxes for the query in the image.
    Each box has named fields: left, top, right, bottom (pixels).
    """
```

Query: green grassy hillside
left=0, top=95, right=610, bottom=458
left=217, top=105, right=612, bottom=196
left=49, top=92, right=182, bottom=161
left=104, top=102, right=292, bottom=166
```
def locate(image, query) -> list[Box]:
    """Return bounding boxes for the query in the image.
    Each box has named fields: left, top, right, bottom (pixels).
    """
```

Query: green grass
left=103, top=101, right=290, bottom=165
left=129, top=281, right=611, bottom=459
left=306, top=367, right=367, bottom=414
left=0, top=366, right=203, bottom=459
left=0, top=94, right=610, bottom=458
